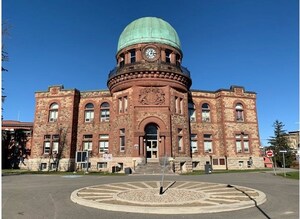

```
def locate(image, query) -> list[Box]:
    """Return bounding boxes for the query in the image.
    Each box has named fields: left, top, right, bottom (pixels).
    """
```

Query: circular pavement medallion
left=70, top=181, right=266, bottom=214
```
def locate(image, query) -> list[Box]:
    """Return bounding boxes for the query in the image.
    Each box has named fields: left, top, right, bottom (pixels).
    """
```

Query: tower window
left=165, top=49, right=171, bottom=63
left=120, top=54, right=125, bottom=67
left=130, top=49, right=136, bottom=63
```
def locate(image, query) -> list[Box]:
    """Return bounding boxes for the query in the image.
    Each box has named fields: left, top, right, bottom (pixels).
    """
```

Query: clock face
left=145, top=48, right=157, bottom=60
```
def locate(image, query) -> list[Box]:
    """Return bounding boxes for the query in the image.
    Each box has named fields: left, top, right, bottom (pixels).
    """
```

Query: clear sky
left=2, top=0, right=299, bottom=146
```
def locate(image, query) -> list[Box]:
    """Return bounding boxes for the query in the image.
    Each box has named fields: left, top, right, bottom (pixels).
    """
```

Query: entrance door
left=145, top=124, right=158, bottom=160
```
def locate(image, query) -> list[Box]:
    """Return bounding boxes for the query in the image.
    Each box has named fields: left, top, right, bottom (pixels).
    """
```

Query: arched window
left=235, top=103, right=244, bottom=122
left=201, top=103, right=210, bottom=122
left=188, top=102, right=196, bottom=122
left=100, top=102, right=110, bottom=122
left=84, top=103, right=94, bottom=122
left=49, top=103, right=58, bottom=122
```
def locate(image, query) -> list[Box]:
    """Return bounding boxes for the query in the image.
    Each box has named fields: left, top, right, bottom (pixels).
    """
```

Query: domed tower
left=107, top=17, right=192, bottom=170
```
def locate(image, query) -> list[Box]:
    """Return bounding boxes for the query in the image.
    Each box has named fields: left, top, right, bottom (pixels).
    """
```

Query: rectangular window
left=119, top=129, right=125, bottom=152
left=202, top=111, right=210, bottom=122
left=83, top=134, right=93, bottom=151
left=85, top=111, right=94, bottom=122
left=235, top=134, right=249, bottom=153
left=236, top=140, right=242, bottom=153
left=120, top=54, right=125, bottom=67
left=190, top=134, right=198, bottom=153
left=44, top=142, right=51, bottom=154
left=99, top=134, right=109, bottom=153
left=219, top=158, right=225, bottom=165
left=124, top=96, right=128, bottom=112
left=179, top=98, right=183, bottom=114
left=204, top=134, right=212, bottom=153
left=213, top=159, right=218, bottom=165
left=100, top=109, right=110, bottom=121
left=52, top=142, right=59, bottom=154
left=49, top=111, right=58, bottom=122
left=188, top=103, right=196, bottom=122
left=97, top=162, right=108, bottom=169
left=178, top=128, right=183, bottom=152
left=165, top=49, right=171, bottom=63
left=118, top=96, right=128, bottom=113
left=175, top=97, right=179, bottom=113
left=40, top=163, right=47, bottom=170
left=175, top=97, right=183, bottom=114
left=83, top=141, right=92, bottom=151
left=130, top=49, right=136, bottom=63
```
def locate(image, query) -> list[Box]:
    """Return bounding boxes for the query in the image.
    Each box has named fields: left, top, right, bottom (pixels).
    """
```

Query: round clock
left=145, top=47, right=157, bottom=60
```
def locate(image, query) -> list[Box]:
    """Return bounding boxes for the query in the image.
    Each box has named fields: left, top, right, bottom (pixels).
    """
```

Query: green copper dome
left=117, top=17, right=181, bottom=52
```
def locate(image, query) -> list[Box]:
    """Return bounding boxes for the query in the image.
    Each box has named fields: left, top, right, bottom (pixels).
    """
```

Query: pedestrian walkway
left=71, top=180, right=266, bottom=214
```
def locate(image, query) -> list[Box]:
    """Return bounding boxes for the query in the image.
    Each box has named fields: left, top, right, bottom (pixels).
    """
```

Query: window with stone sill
left=99, top=134, right=109, bottom=153
left=235, top=134, right=250, bottom=153
left=83, top=134, right=93, bottom=151
left=190, top=134, right=198, bottom=153
left=204, top=134, right=213, bottom=153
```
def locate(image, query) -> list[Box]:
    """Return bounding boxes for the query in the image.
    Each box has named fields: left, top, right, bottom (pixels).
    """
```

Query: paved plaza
left=2, top=170, right=299, bottom=219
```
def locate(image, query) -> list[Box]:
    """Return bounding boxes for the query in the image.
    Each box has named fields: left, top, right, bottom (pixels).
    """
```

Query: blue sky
left=2, top=0, right=299, bottom=146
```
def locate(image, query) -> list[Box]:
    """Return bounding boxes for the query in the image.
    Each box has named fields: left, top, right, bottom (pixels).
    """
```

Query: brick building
left=28, top=17, right=264, bottom=172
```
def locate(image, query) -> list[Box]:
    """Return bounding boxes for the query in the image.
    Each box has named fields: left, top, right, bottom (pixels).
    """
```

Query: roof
left=117, top=17, right=181, bottom=52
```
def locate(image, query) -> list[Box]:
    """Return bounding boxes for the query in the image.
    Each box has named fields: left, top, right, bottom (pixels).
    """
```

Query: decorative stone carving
left=139, top=87, right=165, bottom=105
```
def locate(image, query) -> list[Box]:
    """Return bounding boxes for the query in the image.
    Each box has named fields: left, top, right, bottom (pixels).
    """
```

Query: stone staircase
left=133, top=161, right=175, bottom=175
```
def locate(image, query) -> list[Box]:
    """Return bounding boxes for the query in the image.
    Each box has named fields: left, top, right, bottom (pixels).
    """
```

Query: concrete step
left=133, top=162, right=174, bottom=175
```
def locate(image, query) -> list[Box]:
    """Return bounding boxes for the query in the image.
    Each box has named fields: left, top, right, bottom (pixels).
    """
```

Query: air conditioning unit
left=101, top=118, right=109, bottom=122
left=85, top=118, right=90, bottom=122
left=49, top=118, right=57, bottom=122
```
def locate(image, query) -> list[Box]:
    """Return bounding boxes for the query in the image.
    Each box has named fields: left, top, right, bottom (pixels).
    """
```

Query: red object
left=266, top=150, right=274, bottom=157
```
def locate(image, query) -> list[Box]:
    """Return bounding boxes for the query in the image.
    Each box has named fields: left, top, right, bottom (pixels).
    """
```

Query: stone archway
left=137, top=116, right=170, bottom=161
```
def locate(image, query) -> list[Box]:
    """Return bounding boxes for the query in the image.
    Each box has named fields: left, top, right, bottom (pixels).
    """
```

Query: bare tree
left=48, top=126, right=69, bottom=171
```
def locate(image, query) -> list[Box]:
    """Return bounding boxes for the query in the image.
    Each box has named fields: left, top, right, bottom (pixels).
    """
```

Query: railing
left=108, top=62, right=191, bottom=79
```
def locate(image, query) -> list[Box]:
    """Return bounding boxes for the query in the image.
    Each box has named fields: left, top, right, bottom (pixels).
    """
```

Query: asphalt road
left=2, top=170, right=299, bottom=219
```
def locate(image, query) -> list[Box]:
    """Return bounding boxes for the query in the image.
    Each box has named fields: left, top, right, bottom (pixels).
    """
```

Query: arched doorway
left=144, top=123, right=158, bottom=160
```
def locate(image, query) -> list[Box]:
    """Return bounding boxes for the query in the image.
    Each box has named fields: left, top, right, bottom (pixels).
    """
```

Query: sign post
left=266, top=150, right=276, bottom=175
left=279, top=150, right=287, bottom=177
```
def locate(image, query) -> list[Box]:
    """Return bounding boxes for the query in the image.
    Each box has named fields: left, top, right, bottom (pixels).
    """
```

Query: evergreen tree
left=268, top=120, right=295, bottom=167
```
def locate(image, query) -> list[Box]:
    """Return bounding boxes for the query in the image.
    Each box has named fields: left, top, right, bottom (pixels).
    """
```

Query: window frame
left=49, top=103, right=59, bottom=122
left=84, top=103, right=94, bottom=122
